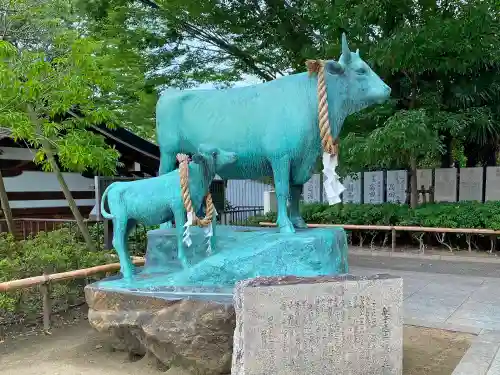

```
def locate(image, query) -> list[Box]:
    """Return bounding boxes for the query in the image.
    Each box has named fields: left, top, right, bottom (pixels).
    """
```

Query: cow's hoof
left=291, top=217, right=308, bottom=229
left=278, top=221, right=296, bottom=234
left=180, top=257, right=191, bottom=269
left=121, top=264, right=136, bottom=280
left=160, top=221, right=173, bottom=229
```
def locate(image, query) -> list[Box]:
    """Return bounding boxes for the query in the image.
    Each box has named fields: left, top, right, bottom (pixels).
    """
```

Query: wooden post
left=0, top=169, right=15, bottom=235
left=391, top=228, right=396, bottom=252
left=421, top=185, right=427, bottom=204
left=104, top=219, right=113, bottom=250
left=40, top=275, right=51, bottom=331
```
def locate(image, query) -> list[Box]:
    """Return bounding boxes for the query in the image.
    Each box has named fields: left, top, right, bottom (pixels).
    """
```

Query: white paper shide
left=322, top=152, right=345, bottom=205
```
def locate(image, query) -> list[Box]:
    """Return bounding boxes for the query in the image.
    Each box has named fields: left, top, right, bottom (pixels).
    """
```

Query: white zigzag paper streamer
left=322, top=152, right=345, bottom=205
left=203, top=207, right=217, bottom=255
left=182, top=211, right=194, bottom=247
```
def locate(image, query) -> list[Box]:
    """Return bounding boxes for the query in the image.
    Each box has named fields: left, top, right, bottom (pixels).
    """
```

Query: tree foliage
left=0, top=35, right=121, bottom=174
left=80, top=0, right=500, bottom=170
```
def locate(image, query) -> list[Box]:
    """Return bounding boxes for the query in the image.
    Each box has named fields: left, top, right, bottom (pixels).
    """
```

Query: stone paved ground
left=2, top=252, right=500, bottom=375
left=352, top=265, right=498, bottom=332
left=350, top=253, right=500, bottom=375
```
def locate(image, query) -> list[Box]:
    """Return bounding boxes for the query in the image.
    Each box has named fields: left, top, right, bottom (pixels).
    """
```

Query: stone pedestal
left=85, top=226, right=350, bottom=374
left=232, top=274, right=403, bottom=375
left=85, top=285, right=235, bottom=374
left=143, top=226, right=348, bottom=287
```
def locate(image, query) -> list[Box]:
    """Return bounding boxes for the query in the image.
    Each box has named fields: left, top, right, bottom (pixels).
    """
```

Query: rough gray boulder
left=85, top=285, right=235, bottom=374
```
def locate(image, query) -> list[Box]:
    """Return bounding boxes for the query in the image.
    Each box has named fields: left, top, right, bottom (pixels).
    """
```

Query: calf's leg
left=290, top=184, right=307, bottom=229
left=158, top=152, right=178, bottom=228
left=158, top=152, right=177, bottom=176
left=270, top=157, right=295, bottom=233
left=112, top=218, right=135, bottom=280
left=173, top=207, right=190, bottom=268
left=209, top=208, right=217, bottom=253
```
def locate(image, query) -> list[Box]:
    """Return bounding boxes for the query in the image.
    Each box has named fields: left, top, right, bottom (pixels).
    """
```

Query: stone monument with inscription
left=434, top=168, right=457, bottom=202
left=486, top=167, right=500, bottom=201
left=342, top=173, right=362, bottom=203
left=459, top=167, right=483, bottom=202
left=232, top=275, right=403, bottom=375
left=303, top=174, right=322, bottom=203
left=386, top=170, right=407, bottom=204
left=364, top=171, right=384, bottom=204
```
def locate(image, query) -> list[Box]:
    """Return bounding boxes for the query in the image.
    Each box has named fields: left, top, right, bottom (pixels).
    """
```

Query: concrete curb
left=349, top=248, right=500, bottom=264
left=404, top=317, right=483, bottom=335
left=452, top=330, right=500, bottom=375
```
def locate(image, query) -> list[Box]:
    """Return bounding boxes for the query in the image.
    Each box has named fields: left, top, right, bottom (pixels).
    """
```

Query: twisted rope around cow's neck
left=306, top=59, right=339, bottom=156
left=177, top=153, right=214, bottom=227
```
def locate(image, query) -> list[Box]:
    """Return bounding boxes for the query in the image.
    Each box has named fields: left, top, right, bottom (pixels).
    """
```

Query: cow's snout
left=383, top=84, right=391, bottom=97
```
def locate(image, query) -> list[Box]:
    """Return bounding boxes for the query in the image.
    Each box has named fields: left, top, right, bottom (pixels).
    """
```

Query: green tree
left=81, top=0, right=500, bottom=208
left=0, top=35, right=122, bottom=249
left=337, top=0, right=500, bottom=205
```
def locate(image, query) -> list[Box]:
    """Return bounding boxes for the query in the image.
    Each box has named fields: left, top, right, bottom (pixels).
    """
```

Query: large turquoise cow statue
left=156, top=34, right=391, bottom=233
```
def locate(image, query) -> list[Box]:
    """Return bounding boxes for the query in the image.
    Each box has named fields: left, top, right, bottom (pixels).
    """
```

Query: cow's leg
left=159, top=221, right=173, bottom=230
left=159, top=152, right=177, bottom=229
left=270, top=157, right=295, bottom=233
left=159, top=152, right=177, bottom=175
left=173, top=207, right=190, bottom=268
left=290, top=184, right=307, bottom=229
left=112, top=218, right=135, bottom=280
left=209, top=208, right=217, bottom=254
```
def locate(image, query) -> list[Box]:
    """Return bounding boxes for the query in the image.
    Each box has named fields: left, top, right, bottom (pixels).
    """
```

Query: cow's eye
left=356, top=68, right=367, bottom=75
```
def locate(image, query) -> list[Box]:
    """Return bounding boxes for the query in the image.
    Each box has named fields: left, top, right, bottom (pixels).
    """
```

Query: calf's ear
left=191, top=153, right=206, bottom=165
left=325, top=60, right=344, bottom=75
left=198, top=144, right=215, bottom=154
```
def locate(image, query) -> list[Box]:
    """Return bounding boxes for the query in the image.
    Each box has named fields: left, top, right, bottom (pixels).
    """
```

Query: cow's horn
left=341, top=33, right=351, bottom=64
left=342, top=33, right=351, bottom=57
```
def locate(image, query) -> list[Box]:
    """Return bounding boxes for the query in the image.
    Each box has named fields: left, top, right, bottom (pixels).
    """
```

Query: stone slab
left=452, top=339, right=500, bottom=375
left=386, top=170, right=407, bottom=204
left=416, top=169, right=432, bottom=203
left=342, top=173, right=361, bottom=203
left=303, top=174, right=321, bottom=203
left=364, top=171, right=384, bottom=204
left=486, top=167, right=500, bottom=201
left=435, top=168, right=457, bottom=202
left=84, top=285, right=235, bottom=374
left=232, top=274, right=403, bottom=375
left=459, top=167, right=483, bottom=202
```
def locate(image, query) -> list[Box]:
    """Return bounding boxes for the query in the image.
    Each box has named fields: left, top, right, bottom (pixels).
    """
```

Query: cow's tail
left=100, top=184, right=115, bottom=220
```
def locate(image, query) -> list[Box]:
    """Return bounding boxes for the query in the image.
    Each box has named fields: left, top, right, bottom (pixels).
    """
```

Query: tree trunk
left=440, top=132, right=453, bottom=167
left=0, top=169, right=15, bottom=235
left=27, top=105, right=96, bottom=251
left=410, top=157, right=418, bottom=209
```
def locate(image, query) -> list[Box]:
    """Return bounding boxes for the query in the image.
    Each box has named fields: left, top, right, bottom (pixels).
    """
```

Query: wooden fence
left=0, top=257, right=145, bottom=331
left=259, top=222, right=500, bottom=252
left=3, top=222, right=500, bottom=332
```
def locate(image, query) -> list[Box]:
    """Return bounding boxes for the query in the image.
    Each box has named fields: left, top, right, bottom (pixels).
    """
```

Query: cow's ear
left=191, top=153, right=206, bottom=165
left=198, top=143, right=215, bottom=154
left=325, top=60, right=344, bottom=75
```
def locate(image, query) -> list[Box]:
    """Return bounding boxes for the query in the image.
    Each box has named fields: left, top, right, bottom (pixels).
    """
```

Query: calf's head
left=191, top=145, right=237, bottom=180
left=323, top=33, right=391, bottom=115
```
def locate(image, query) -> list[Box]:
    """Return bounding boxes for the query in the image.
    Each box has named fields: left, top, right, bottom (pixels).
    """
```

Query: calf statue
left=100, top=146, right=237, bottom=279
left=156, top=33, right=391, bottom=233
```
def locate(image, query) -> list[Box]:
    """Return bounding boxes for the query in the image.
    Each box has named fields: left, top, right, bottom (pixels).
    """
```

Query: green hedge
left=246, top=201, right=500, bottom=230
left=0, top=228, right=114, bottom=322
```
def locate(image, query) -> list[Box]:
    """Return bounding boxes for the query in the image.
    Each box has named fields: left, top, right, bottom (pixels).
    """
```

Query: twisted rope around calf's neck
left=306, top=59, right=339, bottom=156
left=177, top=153, right=214, bottom=227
